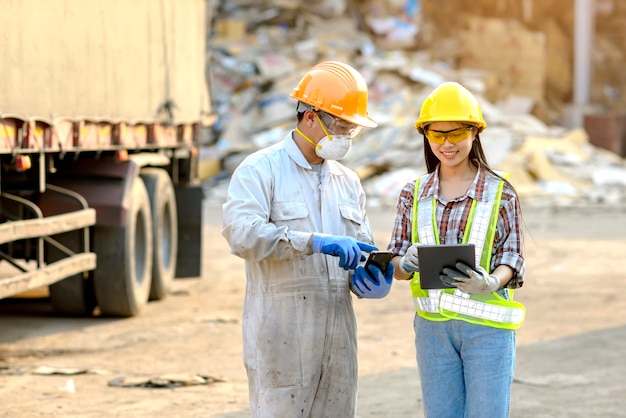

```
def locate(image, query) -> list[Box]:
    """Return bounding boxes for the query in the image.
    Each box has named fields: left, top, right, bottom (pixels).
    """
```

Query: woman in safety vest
left=387, top=81, right=526, bottom=417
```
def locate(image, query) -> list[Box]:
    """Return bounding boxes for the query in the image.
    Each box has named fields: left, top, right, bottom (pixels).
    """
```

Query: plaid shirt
left=386, top=165, right=525, bottom=288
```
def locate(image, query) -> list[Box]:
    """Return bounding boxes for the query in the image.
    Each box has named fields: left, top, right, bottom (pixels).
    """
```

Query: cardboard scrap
left=459, top=17, right=546, bottom=101
left=108, top=373, right=224, bottom=389
left=32, top=365, right=110, bottom=376
left=203, top=0, right=626, bottom=207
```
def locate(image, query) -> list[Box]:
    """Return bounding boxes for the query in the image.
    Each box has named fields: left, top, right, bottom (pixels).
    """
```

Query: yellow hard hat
left=291, top=61, right=377, bottom=128
left=414, top=82, right=487, bottom=133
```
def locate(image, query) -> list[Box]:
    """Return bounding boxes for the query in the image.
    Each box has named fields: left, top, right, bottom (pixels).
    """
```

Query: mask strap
left=295, top=127, right=321, bottom=150
left=316, top=114, right=334, bottom=141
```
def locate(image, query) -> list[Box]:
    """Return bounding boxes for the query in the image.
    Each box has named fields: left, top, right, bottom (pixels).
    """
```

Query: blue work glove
left=350, top=263, right=394, bottom=299
left=440, top=262, right=500, bottom=294
left=312, top=234, right=378, bottom=270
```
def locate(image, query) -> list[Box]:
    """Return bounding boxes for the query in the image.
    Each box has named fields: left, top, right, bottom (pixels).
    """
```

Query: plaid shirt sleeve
left=494, top=187, right=525, bottom=289
left=386, top=181, right=416, bottom=257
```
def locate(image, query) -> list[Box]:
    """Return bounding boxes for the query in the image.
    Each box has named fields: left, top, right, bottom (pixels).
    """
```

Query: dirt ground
left=1, top=199, right=625, bottom=418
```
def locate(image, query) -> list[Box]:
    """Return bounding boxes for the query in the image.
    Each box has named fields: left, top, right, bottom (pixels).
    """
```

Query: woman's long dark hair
left=423, top=131, right=527, bottom=245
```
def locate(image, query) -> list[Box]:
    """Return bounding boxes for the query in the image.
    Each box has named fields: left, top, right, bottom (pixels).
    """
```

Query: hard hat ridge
left=291, top=61, right=377, bottom=128
left=414, top=81, right=487, bottom=133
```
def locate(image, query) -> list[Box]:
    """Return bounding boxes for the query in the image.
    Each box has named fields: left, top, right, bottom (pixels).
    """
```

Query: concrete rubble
left=200, top=0, right=626, bottom=209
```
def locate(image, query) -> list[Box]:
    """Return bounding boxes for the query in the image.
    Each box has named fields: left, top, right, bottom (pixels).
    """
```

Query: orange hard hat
left=414, top=82, right=487, bottom=133
left=291, top=61, right=377, bottom=128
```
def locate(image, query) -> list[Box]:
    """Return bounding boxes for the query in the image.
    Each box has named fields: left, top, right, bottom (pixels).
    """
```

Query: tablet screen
left=417, top=244, right=476, bottom=289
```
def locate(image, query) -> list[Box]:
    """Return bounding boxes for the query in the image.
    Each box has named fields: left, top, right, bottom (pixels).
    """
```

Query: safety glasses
left=424, top=127, right=474, bottom=144
left=317, top=112, right=362, bottom=138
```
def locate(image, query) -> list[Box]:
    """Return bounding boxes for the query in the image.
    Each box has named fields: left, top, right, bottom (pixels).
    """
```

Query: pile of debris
left=201, top=0, right=626, bottom=209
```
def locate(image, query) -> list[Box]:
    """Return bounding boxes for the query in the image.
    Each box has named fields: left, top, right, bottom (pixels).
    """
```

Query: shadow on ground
left=211, top=325, right=626, bottom=418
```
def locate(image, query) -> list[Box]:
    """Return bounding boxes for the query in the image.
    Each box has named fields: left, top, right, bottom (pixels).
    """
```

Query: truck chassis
left=0, top=116, right=206, bottom=317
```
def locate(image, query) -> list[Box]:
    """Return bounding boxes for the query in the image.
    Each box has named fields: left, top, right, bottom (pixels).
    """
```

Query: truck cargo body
left=0, top=0, right=213, bottom=316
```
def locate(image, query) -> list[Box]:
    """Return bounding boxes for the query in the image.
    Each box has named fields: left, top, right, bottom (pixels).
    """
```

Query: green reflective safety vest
left=409, top=173, right=526, bottom=330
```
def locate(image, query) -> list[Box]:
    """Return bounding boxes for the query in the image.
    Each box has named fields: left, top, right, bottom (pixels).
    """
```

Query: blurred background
left=200, top=0, right=626, bottom=210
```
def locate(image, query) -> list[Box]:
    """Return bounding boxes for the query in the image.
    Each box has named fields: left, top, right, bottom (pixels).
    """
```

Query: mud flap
left=174, top=185, right=205, bottom=278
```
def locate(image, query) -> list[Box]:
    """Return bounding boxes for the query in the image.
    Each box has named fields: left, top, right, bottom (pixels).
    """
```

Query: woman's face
left=424, top=121, right=476, bottom=169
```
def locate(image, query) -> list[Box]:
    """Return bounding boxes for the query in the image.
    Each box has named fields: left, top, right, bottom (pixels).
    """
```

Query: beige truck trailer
left=0, top=0, right=214, bottom=317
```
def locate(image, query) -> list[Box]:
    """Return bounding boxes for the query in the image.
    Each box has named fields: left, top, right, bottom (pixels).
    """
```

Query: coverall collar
left=285, top=131, right=346, bottom=176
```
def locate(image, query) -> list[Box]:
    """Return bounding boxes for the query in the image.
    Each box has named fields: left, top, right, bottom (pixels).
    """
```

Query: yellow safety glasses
left=424, top=127, right=474, bottom=144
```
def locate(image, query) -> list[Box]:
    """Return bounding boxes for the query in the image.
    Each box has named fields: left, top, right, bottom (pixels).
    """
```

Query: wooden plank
left=0, top=253, right=96, bottom=299
left=0, top=209, right=96, bottom=245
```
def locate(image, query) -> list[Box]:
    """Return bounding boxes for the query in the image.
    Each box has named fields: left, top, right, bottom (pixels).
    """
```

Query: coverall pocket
left=338, top=204, right=364, bottom=237
left=270, top=201, right=309, bottom=231
left=256, top=297, right=304, bottom=388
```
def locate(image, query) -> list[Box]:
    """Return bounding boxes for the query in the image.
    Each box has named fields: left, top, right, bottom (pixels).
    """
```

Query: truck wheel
left=140, top=168, right=177, bottom=301
left=48, top=231, right=96, bottom=316
left=92, top=176, right=153, bottom=317
left=49, top=275, right=96, bottom=315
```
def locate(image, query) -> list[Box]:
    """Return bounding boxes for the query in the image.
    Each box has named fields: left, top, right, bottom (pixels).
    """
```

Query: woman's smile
left=441, top=149, right=458, bottom=158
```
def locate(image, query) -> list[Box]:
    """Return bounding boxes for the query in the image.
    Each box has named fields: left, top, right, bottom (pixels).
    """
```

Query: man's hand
left=312, top=234, right=378, bottom=270
left=440, top=262, right=500, bottom=294
left=351, top=263, right=394, bottom=299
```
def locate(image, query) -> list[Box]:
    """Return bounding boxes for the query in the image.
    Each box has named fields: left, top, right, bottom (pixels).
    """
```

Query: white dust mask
left=295, top=127, right=353, bottom=161
left=295, top=113, right=355, bottom=161
left=314, top=114, right=354, bottom=160
left=314, top=134, right=352, bottom=160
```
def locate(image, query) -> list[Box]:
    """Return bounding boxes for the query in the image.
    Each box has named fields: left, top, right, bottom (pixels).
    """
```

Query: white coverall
left=222, top=133, right=375, bottom=418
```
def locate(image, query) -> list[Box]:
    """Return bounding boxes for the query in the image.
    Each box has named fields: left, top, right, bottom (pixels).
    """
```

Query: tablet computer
left=417, top=244, right=476, bottom=289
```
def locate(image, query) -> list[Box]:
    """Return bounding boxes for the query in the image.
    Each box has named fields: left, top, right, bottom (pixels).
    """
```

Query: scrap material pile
left=202, top=0, right=626, bottom=208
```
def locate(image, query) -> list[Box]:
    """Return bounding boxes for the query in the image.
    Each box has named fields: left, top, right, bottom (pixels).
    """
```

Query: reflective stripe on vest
left=409, top=173, right=526, bottom=330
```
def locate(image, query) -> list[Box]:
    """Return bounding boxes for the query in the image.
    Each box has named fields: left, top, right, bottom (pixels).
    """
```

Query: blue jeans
left=414, top=314, right=516, bottom=418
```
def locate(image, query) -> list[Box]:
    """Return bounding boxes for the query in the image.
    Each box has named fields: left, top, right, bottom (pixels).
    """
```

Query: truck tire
left=140, top=168, right=177, bottom=301
left=49, top=274, right=96, bottom=316
left=38, top=190, right=96, bottom=316
left=92, top=176, right=153, bottom=317
left=48, top=229, right=96, bottom=315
